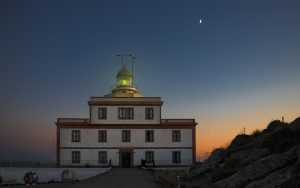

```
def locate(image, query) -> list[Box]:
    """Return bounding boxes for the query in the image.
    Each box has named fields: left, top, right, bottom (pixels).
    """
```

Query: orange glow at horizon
left=195, top=113, right=300, bottom=157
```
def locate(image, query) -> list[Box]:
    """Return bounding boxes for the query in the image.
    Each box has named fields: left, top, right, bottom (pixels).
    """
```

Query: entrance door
left=122, top=152, right=131, bottom=168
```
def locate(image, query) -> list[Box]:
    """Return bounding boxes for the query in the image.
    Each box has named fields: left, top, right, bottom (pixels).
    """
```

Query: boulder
left=266, top=120, right=286, bottom=131
left=189, top=148, right=228, bottom=177
left=290, top=117, right=300, bottom=133
left=213, top=147, right=298, bottom=188
left=229, top=148, right=270, bottom=163
left=244, top=167, right=291, bottom=188
left=261, top=126, right=296, bottom=153
left=228, top=134, right=255, bottom=152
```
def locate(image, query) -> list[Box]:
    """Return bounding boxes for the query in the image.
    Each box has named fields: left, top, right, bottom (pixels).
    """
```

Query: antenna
left=116, top=54, right=127, bottom=66
left=129, top=54, right=136, bottom=87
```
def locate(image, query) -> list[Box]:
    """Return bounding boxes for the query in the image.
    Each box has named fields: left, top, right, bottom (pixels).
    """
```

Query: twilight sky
left=0, top=0, right=300, bottom=160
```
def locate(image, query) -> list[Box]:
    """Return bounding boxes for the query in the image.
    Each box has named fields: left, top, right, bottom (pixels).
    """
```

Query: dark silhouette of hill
left=187, top=117, right=300, bottom=187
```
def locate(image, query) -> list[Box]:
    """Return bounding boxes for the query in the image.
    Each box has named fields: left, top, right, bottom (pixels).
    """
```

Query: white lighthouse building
left=56, top=64, right=197, bottom=167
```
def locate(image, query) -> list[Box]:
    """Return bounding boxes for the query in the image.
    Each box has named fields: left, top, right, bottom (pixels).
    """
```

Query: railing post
left=176, top=175, right=180, bottom=188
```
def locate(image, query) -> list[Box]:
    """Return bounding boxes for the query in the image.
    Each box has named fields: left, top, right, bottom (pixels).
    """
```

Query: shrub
left=228, top=134, right=252, bottom=152
left=262, top=126, right=296, bottom=153
left=250, top=129, right=262, bottom=137
left=267, top=120, right=285, bottom=131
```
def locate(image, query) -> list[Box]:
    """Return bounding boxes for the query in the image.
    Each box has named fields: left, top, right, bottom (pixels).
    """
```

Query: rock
left=267, top=120, right=286, bottom=131
left=247, top=148, right=270, bottom=161
left=227, top=134, right=257, bottom=153
left=291, top=161, right=300, bottom=176
left=244, top=167, right=291, bottom=188
left=279, top=176, right=300, bottom=187
left=213, top=147, right=298, bottom=188
left=290, top=117, right=300, bottom=132
left=189, top=148, right=228, bottom=177
left=229, top=148, right=270, bottom=163
left=277, top=160, right=300, bottom=187
left=262, top=126, right=296, bottom=153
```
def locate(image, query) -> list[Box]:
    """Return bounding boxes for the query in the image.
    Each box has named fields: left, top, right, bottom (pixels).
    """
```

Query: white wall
left=60, top=149, right=193, bottom=166
left=60, top=149, right=119, bottom=166
left=60, top=128, right=193, bottom=148
left=133, top=149, right=193, bottom=166
left=90, top=106, right=161, bottom=124
left=60, top=128, right=193, bottom=166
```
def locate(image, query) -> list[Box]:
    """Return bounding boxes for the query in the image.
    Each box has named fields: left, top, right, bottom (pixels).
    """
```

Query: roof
left=116, top=65, right=132, bottom=77
left=88, top=97, right=163, bottom=106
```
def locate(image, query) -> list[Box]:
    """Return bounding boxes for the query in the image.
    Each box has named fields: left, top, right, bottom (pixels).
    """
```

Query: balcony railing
left=161, top=119, right=195, bottom=124
left=57, top=118, right=89, bottom=123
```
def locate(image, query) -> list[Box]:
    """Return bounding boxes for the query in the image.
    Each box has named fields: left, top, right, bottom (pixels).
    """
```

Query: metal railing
left=161, top=119, right=195, bottom=124
left=0, top=158, right=206, bottom=168
left=0, top=160, right=111, bottom=168
left=57, top=118, right=89, bottom=123
left=141, top=159, right=200, bottom=168
left=0, top=161, right=57, bottom=168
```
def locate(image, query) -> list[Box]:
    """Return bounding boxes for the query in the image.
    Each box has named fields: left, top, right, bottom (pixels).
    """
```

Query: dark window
left=172, top=151, right=181, bottom=163
left=145, top=151, right=154, bottom=163
left=98, top=108, right=107, bottom=119
left=145, top=130, right=154, bottom=142
left=145, top=108, right=154, bottom=120
left=118, top=108, right=134, bottom=119
left=72, top=151, right=80, bottom=163
left=72, top=130, right=80, bottom=142
left=122, top=130, right=131, bottom=142
left=98, top=151, right=107, bottom=164
left=172, top=130, right=181, bottom=142
left=98, top=130, right=107, bottom=142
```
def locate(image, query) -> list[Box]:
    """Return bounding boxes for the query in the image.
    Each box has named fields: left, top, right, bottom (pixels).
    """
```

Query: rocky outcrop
left=228, top=148, right=270, bottom=163
left=177, top=117, right=300, bottom=188
left=290, top=117, right=300, bottom=132
left=228, top=134, right=254, bottom=152
left=244, top=166, right=291, bottom=188
left=213, top=147, right=298, bottom=188
left=278, top=160, right=300, bottom=187
left=189, top=148, right=228, bottom=177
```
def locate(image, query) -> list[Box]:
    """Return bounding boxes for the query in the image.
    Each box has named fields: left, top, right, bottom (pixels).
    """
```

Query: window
left=172, top=130, right=181, bottom=142
left=145, top=130, right=154, bottom=142
left=122, top=130, right=131, bottom=142
left=72, top=151, right=80, bottom=163
left=72, top=130, right=80, bottom=142
left=98, top=130, right=107, bottom=142
left=98, top=108, right=107, bottom=119
left=145, top=151, right=154, bottom=163
left=118, top=108, right=134, bottom=119
left=172, top=151, right=181, bottom=164
left=145, top=108, right=154, bottom=120
left=98, top=151, right=107, bottom=164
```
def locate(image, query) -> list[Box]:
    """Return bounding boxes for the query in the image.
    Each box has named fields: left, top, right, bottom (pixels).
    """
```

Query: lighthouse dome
left=117, top=66, right=132, bottom=77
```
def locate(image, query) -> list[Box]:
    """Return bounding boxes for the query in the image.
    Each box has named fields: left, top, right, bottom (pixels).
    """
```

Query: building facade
left=56, top=65, right=197, bottom=167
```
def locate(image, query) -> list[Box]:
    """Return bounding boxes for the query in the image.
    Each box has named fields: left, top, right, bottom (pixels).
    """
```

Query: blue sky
left=0, top=0, right=300, bottom=159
